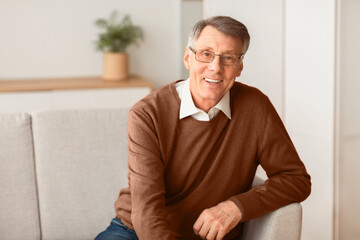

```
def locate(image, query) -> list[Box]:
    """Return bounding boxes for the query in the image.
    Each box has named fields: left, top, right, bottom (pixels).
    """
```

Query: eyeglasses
left=189, top=47, right=244, bottom=66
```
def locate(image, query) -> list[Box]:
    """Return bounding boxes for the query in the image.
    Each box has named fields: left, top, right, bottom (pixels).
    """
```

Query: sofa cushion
left=32, top=108, right=129, bottom=240
left=242, top=202, right=302, bottom=240
left=0, top=113, right=41, bottom=240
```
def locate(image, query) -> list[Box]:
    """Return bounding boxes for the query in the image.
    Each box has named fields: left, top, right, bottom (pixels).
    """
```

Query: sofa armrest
left=242, top=202, right=302, bottom=240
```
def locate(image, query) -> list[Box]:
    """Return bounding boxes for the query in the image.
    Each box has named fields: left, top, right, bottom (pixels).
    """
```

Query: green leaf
left=94, top=10, right=143, bottom=53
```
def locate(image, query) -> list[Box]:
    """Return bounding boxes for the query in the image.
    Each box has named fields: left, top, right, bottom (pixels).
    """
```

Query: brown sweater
left=115, top=80, right=311, bottom=240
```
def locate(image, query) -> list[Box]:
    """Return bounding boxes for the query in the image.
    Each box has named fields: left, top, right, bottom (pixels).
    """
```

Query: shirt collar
left=178, top=78, right=232, bottom=120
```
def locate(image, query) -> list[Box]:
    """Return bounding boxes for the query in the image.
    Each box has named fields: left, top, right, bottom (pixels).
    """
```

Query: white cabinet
left=51, top=88, right=150, bottom=110
left=0, top=76, right=152, bottom=113
left=0, top=91, right=52, bottom=113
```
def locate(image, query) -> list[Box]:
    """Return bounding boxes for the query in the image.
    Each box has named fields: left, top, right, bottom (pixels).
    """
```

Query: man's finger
left=205, top=225, right=218, bottom=240
left=193, top=216, right=204, bottom=235
left=215, top=227, right=227, bottom=240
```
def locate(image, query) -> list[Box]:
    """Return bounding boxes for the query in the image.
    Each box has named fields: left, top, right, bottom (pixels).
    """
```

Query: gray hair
left=187, top=16, right=250, bottom=55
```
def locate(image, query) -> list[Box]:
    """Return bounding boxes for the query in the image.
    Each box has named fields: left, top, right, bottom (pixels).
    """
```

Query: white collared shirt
left=175, top=78, right=231, bottom=121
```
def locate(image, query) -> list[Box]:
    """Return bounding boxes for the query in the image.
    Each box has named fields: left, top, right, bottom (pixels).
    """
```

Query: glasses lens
left=196, top=50, right=214, bottom=63
left=220, top=54, right=238, bottom=65
left=193, top=48, right=240, bottom=66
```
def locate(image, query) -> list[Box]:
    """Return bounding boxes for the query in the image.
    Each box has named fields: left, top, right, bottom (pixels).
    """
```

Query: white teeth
left=204, top=78, right=222, bottom=83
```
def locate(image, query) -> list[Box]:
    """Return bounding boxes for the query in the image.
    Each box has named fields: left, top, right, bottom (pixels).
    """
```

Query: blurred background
left=0, top=0, right=359, bottom=239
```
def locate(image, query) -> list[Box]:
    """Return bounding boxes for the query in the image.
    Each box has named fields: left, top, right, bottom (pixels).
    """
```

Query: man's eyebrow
left=196, top=46, right=214, bottom=51
left=200, top=48, right=240, bottom=55
left=197, top=46, right=238, bottom=53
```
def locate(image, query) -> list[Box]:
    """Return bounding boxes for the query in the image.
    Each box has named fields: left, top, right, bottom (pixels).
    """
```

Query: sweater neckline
left=170, top=80, right=228, bottom=125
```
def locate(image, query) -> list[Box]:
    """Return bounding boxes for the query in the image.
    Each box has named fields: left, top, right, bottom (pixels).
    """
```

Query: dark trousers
left=94, top=218, right=139, bottom=240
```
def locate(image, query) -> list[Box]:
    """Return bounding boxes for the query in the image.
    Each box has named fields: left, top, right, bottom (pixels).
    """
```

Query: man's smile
left=204, top=78, right=223, bottom=84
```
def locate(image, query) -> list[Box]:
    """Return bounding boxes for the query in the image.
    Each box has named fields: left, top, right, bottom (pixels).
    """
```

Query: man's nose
left=207, top=56, right=222, bottom=72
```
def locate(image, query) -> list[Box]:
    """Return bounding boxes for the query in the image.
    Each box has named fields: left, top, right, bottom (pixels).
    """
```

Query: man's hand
left=193, top=200, right=242, bottom=240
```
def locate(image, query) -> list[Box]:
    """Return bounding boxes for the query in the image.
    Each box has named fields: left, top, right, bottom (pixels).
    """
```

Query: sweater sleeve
left=127, top=108, right=176, bottom=240
left=229, top=97, right=311, bottom=222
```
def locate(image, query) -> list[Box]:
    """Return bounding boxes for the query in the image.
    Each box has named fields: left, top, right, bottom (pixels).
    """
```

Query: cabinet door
left=51, top=88, right=151, bottom=110
left=0, top=92, right=52, bottom=113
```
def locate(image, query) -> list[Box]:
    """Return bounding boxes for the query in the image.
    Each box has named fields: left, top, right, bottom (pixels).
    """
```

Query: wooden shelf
left=0, top=75, right=153, bottom=93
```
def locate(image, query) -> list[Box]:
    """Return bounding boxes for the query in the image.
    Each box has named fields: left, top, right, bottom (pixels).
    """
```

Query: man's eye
left=223, top=55, right=235, bottom=61
left=201, top=51, right=213, bottom=57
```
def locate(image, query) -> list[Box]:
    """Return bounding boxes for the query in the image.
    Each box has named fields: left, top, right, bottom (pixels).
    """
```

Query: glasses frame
left=189, top=47, right=244, bottom=66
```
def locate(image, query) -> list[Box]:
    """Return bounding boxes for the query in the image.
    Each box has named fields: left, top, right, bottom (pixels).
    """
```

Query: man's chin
left=199, top=94, right=222, bottom=104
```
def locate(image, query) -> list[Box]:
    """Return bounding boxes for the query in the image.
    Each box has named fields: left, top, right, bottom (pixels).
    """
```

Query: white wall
left=339, top=0, right=360, bottom=137
left=339, top=0, right=360, bottom=239
left=181, top=0, right=203, bottom=79
left=285, top=1, right=335, bottom=239
left=0, top=0, right=182, bottom=88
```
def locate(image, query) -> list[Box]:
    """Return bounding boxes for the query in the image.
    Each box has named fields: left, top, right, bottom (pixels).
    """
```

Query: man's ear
left=236, top=61, right=244, bottom=77
left=183, top=48, right=190, bottom=70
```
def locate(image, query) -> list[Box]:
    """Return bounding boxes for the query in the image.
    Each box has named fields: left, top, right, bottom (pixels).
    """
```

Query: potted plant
left=95, top=11, right=143, bottom=81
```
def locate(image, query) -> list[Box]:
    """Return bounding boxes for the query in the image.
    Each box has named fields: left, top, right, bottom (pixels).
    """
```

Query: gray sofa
left=0, top=108, right=302, bottom=240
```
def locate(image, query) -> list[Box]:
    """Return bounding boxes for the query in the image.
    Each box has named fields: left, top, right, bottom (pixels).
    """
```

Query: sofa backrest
left=32, top=108, right=130, bottom=240
left=0, top=113, right=41, bottom=240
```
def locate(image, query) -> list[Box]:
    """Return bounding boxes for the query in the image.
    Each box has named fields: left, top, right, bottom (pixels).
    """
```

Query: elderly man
left=95, top=16, right=311, bottom=240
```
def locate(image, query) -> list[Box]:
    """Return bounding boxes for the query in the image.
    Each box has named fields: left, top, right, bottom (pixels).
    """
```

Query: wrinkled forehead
left=195, top=26, right=243, bottom=53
